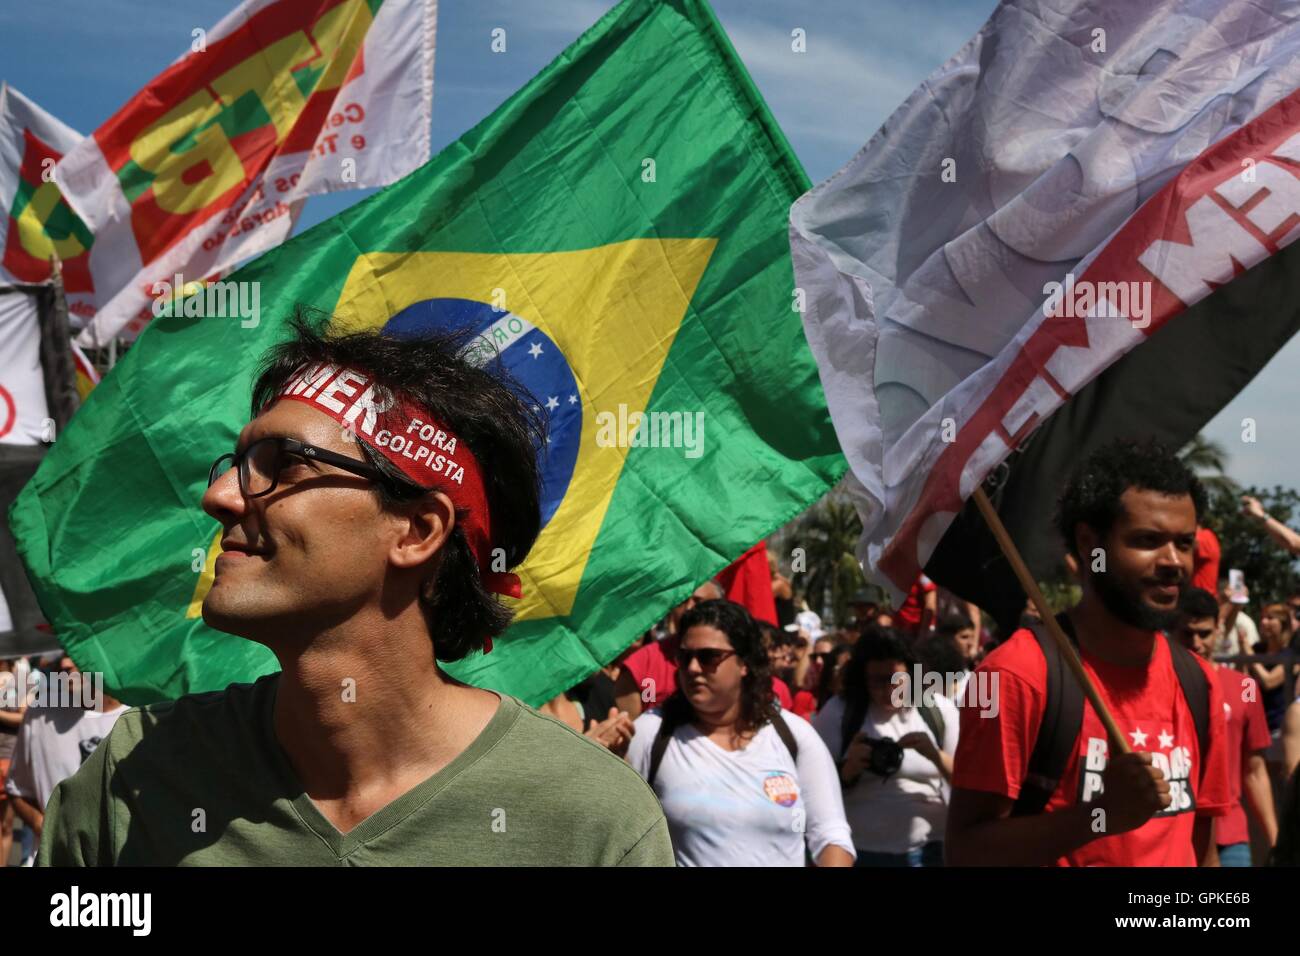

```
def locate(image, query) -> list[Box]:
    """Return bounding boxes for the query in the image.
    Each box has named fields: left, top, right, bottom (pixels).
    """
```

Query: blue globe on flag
left=383, top=297, right=581, bottom=528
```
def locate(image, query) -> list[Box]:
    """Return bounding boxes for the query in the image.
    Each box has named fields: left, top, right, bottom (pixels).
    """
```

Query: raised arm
left=1242, top=496, right=1300, bottom=556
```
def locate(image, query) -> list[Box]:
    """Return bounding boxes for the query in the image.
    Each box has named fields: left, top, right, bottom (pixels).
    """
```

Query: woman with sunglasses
left=625, top=599, right=854, bottom=866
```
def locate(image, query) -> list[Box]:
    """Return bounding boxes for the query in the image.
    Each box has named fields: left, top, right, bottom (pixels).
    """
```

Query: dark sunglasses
left=208, top=436, right=393, bottom=499
left=674, top=648, right=737, bottom=671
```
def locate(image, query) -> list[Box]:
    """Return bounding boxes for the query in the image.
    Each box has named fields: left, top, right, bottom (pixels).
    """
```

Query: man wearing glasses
left=38, top=312, right=672, bottom=866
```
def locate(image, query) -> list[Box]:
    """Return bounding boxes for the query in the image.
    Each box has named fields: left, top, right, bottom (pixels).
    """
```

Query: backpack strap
left=919, top=703, right=946, bottom=749
left=771, top=710, right=799, bottom=763
left=646, top=716, right=678, bottom=790
left=1163, top=633, right=1210, bottom=783
left=1011, top=617, right=1212, bottom=816
left=649, top=711, right=801, bottom=788
left=1012, top=613, right=1084, bottom=817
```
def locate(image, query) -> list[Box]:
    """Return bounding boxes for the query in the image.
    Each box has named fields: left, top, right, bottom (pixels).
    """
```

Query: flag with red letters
left=791, top=0, right=1300, bottom=619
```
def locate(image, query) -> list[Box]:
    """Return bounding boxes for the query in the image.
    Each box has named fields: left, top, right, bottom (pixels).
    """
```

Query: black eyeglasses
left=208, top=436, right=392, bottom=499
left=674, top=648, right=737, bottom=671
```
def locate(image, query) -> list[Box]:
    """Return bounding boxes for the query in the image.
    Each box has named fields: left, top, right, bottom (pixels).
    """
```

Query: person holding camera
left=813, top=628, right=959, bottom=866
left=626, top=599, right=854, bottom=866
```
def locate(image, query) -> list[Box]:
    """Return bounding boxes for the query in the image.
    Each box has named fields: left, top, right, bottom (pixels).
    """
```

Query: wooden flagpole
left=970, top=487, right=1131, bottom=755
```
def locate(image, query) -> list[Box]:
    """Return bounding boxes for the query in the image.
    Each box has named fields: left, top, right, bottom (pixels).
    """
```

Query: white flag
left=0, top=289, right=51, bottom=447
left=791, top=0, right=1300, bottom=599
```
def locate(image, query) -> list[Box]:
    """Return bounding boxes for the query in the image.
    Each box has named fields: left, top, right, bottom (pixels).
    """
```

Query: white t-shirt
left=813, top=694, right=959, bottom=855
left=1213, top=608, right=1257, bottom=658
left=4, top=704, right=127, bottom=811
left=626, top=710, right=854, bottom=867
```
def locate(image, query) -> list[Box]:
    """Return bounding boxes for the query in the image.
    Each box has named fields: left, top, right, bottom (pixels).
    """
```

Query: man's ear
left=388, top=491, right=456, bottom=570
left=1064, top=551, right=1080, bottom=580
left=1073, top=523, right=1100, bottom=575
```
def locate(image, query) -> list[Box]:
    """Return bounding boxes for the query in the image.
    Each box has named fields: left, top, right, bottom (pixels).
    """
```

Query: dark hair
left=815, top=643, right=851, bottom=709
left=841, top=626, right=916, bottom=712
left=935, top=613, right=975, bottom=639
left=249, top=307, right=545, bottom=662
left=1055, top=438, right=1206, bottom=558
left=920, top=632, right=968, bottom=676
left=1176, top=587, right=1219, bottom=625
left=662, top=599, right=776, bottom=736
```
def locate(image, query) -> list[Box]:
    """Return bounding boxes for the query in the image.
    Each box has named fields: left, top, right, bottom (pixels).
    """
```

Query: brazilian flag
left=10, top=0, right=846, bottom=705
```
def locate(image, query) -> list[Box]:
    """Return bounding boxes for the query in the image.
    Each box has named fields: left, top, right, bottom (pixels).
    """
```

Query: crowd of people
left=4, top=314, right=1300, bottom=868
left=1, top=656, right=125, bottom=866
left=539, top=444, right=1300, bottom=867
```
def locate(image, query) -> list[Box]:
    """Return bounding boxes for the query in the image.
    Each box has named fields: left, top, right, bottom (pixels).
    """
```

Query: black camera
left=862, top=736, right=903, bottom=778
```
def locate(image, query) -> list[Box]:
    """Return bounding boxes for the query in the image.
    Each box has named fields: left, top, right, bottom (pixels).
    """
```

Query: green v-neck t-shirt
left=37, top=674, right=672, bottom=866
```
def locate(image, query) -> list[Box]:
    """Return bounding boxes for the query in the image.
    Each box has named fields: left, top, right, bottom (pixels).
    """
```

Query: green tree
left=1202, top=484, right=1300, bottom=605
left=1179, top=433, right=1236, bottom=497
left=784, top=490, right=873, bottom=626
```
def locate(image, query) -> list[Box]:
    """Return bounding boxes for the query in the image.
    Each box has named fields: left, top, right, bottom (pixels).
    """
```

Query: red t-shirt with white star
left=953, top=627, right=1232, bottom=866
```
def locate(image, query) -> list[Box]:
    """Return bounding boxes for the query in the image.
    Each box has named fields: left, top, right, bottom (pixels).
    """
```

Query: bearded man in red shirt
left=946, top=439, right=1231, bottom=866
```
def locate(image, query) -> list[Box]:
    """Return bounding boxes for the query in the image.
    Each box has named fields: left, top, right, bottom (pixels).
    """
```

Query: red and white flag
left=791, top=0, right=1300, bottom=602
left=0, top=84, right=97, bottom=322
left=56, top=0, right=437, bottom=346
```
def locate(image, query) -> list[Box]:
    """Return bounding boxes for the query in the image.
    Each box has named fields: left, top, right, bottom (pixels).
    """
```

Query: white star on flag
left=545, top=396, right=559, bottom=411
left=568, top=394, right=578, bottom=405
left=528, top=342, right=544, bottom=359
left=1158, top=730, right=1175, bottom=749
left=1129, top=727, right=1148, bottom=748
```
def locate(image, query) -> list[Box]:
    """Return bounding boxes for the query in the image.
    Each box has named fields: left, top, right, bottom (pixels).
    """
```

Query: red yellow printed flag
left=0, top=84, right=96, bottom=324
left=56, top=0, right=436, bottom=345
left=70, top=341, right=99, bottom=402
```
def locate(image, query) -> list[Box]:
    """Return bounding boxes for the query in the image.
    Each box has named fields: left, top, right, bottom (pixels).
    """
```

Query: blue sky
left=2, top=0, right=1296, bottom=490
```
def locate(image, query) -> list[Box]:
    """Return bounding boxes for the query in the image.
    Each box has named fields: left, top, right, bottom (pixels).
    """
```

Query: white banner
left=0, top=289, right=50, bottom=447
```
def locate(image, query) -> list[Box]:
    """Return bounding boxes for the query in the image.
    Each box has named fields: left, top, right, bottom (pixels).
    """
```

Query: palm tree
left=788, top=489, right=872, bottom=626
left=1179, top=433, right=1236, bottom=497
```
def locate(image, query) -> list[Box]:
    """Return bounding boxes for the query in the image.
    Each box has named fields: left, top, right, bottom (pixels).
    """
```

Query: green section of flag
left=10, top=0, right=846, bottom=707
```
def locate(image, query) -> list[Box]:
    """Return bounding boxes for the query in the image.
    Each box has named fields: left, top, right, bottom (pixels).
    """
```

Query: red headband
left=272, top=362, right=520, bottom=651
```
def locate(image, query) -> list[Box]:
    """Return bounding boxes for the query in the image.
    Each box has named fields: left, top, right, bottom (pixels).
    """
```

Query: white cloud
left=713, top=1, right=994, bottom=180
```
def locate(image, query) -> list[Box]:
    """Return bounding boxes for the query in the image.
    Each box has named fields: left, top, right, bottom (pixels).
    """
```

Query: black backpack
left=1011, top=613, right=1210, bottom=816
left=647, top=709, right=799, bottom=789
